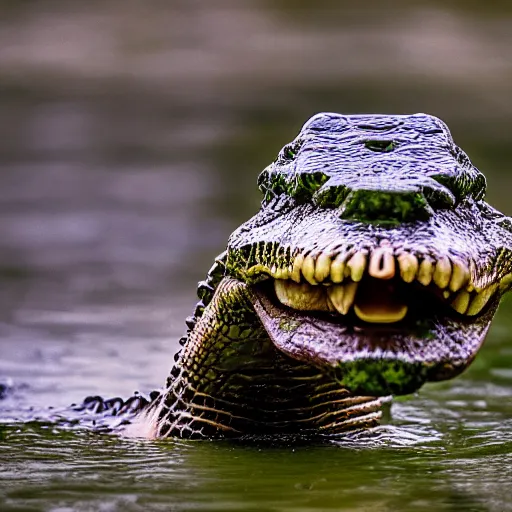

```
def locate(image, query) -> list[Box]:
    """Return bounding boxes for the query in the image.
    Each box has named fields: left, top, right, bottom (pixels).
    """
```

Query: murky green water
left=1, top=2, right=512, bottom=511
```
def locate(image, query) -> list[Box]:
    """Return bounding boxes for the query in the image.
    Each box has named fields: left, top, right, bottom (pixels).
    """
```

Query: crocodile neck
left=146, top=278, right=382, bottom=439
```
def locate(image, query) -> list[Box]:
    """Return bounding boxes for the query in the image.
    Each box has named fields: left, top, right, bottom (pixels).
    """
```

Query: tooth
left=467, top=284, right=497, bottom=316
left=433, top=256, right=451, bottom=289
left=354, top=303, right=408, bottom=324
left=397, top=253, right=418, bottom=283
left=449, top=260, right=470, bottom=292
left=451, top=290, right=470, bottom=314
left=417, top=257, right=433, bottom=286
left=274, top=280, right=327, bottom=311
left=302, top=254, right=318, bottom=285
left=368, top=247, right=395, bottom=280
left=443, top=290, right=450, bottom=299
left=274, top=279, right=289, bottom=305
left=330, top=253, right=346, bottom=283
left=327, top=282, right=358, bottom=314
left=341, top=282, right=359, bottom=314
left=326, top=284, right=345, bottom=313
left=314, top=252, right=331, bottom=283
left=270, top=265, right=277, bottom=277
left=291, top=253, right=304, bottom=283
left=274, top=266, right=289, bottom=279
left=346, top=252, right=367, bottom=282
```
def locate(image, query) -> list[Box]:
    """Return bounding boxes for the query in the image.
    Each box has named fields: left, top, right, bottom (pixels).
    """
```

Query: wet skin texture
left=86, top=113, right=512, bottom=439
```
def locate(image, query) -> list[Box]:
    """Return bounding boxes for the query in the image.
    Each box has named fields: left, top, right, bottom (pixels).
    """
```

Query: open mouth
left=246, top=244, right=498, bottom=396
left=271, top=247, right=494, bottom=322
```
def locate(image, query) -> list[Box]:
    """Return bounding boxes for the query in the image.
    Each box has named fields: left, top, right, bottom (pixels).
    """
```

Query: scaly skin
left=90, top=113, right=512, bottom=439
left=144, top=277, right=382, bottom=438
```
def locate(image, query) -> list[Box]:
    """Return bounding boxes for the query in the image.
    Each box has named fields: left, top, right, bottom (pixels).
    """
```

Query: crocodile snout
left=314, top=177, right=455, bottom=224
left=338, top=188, right=432, bottom=223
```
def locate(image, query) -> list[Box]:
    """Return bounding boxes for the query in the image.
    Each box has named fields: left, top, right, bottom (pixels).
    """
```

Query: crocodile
left=85, top=112, right=512, bottom=439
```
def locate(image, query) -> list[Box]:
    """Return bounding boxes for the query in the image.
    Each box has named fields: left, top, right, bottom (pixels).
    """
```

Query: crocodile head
left=226, top=113, right=512, bottom=397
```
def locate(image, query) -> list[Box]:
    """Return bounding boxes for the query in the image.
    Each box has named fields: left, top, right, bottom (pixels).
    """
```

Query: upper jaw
left=226, top=204, right=510, bottom=396
left=271, top=242, right=495, bottom=320
left=228, top=204, right=508, bottom=319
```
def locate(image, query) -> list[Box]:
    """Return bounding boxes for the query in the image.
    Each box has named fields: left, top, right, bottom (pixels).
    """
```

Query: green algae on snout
left=336, top=359, right=429, bottom=396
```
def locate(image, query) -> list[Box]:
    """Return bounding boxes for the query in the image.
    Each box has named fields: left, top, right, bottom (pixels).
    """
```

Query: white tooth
left=451, top=290, right=470, bottom=314
left=354, top=303, right=408, bottom=324
left=274, top=279, right=289, bottom=305
left=314, top=252, right=331, bottom=283
left=275, top=266, right=289, bottom=279
left=274, top=280, right=328, bottom=311
left=433, top=256, right=451, bottom=289
left=397, top=253, right=418, bottom=283
left=342, top=282, right=359, bottom=314
left=449, top=260, right=470, bottom=292
left=368, top=247, right=395, bottom=280
left=270, top=265, right=278, bottom=277
left=326, top=284, right=345, bottom=314
left=330, top=253, right=347, bottom=283
left=417, top=257, right=433, bottom=286
left=291, top=253, right=304, bottom=283
left=346, top=252, right=367, bottom=282
left=327, top=282, right=359, bottom=314
left=467, top=284, right=497, bottom=316
left=302, top=254, right=318, bottom=285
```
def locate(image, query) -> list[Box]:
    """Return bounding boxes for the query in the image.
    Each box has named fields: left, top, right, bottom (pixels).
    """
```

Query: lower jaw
left=249, top=284, right=497, bottom=396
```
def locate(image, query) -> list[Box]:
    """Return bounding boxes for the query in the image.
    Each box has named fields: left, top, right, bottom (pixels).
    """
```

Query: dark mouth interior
left=259, top=275, right=471, bottom=332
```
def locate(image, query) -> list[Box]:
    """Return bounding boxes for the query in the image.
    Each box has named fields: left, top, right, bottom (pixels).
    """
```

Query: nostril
left=364, top=140, right=397, bottom=153
left=312, top=177, right=453, bottom=222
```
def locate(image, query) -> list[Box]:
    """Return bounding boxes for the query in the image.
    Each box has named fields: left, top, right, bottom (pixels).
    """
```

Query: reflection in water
left=1, top=1, right=512, bottom=511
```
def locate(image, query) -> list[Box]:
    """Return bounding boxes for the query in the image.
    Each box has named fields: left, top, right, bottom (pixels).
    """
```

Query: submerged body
left=92, top=113, right=512, bottom=439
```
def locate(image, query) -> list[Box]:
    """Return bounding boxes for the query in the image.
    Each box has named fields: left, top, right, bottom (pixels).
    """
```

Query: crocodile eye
left=364, top=140, right=397, bottom=153
left=453, top=147, right=487, bottom=201
left=432, top=146, right=487, bottom=203
left=279, top=140, right=303, bottom=163
left=285, top=146, right=296, bottom=159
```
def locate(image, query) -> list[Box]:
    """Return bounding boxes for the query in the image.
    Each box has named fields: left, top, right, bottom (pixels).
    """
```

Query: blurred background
left=1, top=0, right=512, bottom=403
left=2, top=3, right=512, bottom=511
